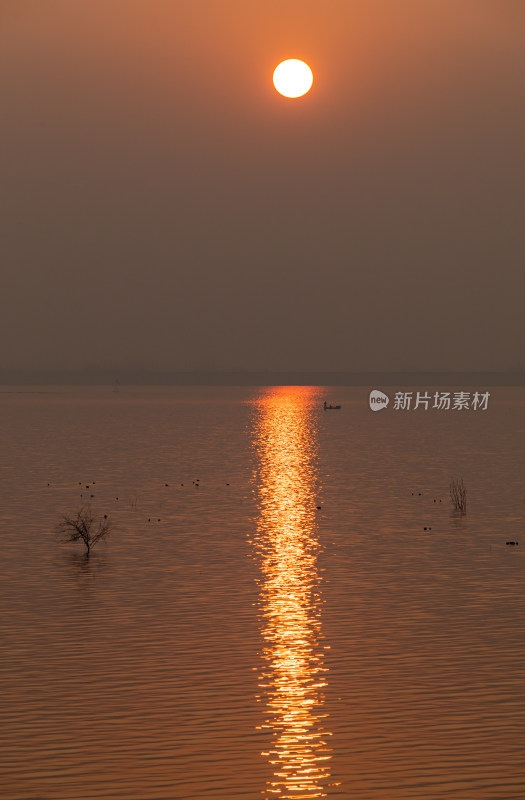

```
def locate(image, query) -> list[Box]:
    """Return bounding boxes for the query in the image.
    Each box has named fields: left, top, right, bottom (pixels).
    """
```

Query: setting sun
left=273, top=59, right=313, bottom=98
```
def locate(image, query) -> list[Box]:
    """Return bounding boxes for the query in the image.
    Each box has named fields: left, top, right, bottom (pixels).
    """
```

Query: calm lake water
left=1, top=385, right=524, bottom=799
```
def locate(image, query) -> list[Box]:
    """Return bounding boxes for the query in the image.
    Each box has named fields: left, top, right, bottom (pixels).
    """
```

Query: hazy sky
left=2, top=1, right=524, bottom=374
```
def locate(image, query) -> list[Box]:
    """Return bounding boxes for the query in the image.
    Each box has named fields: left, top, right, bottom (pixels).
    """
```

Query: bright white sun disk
left=273, top=59, right=313, bottom=98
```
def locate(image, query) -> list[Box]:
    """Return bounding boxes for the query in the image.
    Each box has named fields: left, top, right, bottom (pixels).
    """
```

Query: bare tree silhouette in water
left=56, top=506, right=114, bottom=557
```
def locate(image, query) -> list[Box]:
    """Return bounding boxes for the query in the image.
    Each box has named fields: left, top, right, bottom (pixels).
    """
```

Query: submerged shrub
left=450, top=478, right=467, bottom=513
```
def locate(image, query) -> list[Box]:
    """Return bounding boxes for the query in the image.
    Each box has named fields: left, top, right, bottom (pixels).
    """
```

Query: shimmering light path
left=252, top=387, right=336, bottom=799
left=2, top=387, right=525, bottom=798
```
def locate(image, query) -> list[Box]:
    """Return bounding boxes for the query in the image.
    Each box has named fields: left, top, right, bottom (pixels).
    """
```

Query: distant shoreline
left=1, top=370, right=524, bottom=387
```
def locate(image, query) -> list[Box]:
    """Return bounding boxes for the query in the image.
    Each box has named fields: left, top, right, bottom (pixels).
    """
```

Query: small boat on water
left=324, top=401, right=341, bottom=410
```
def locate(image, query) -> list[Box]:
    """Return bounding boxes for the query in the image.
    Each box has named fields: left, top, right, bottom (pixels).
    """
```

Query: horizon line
left=1, top=369, right=525, bottom=387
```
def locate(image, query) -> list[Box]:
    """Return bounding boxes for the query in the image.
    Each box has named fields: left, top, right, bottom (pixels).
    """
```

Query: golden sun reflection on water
left=252, top=387, right=334, bottom=799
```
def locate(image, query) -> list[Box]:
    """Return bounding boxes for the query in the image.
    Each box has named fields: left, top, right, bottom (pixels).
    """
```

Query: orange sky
left=1, top=1, right=525, bottom=375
